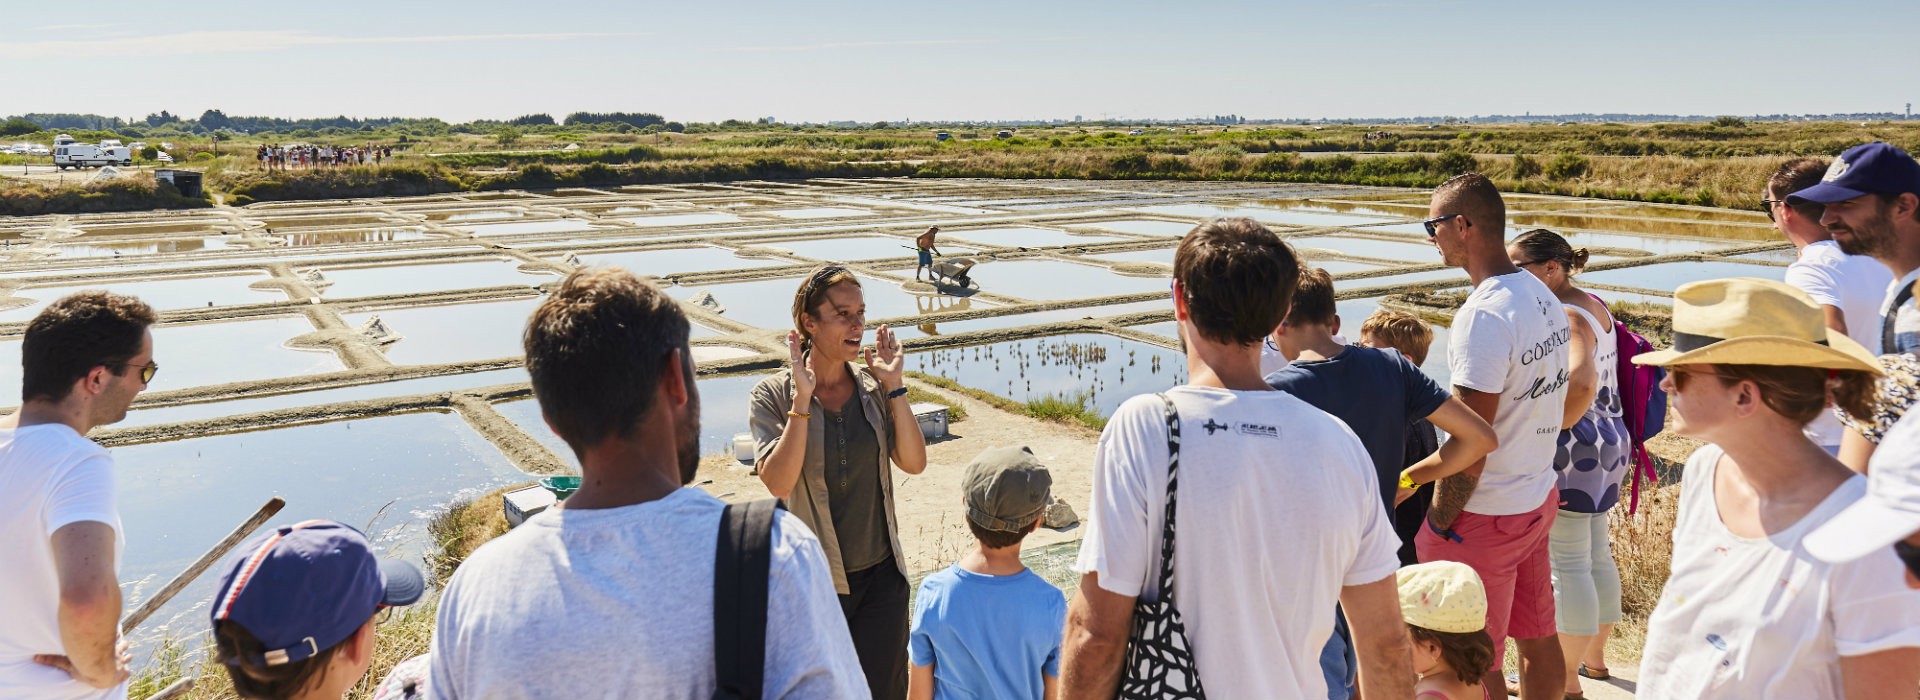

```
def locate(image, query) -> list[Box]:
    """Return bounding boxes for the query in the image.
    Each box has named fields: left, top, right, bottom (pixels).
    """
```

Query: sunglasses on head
left=1422, top=214, right=1465, bottom=238
left=114, top=362, right=159, bottom=384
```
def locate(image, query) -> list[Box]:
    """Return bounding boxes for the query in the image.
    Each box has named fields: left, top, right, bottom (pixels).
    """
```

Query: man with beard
left=430, top=268, right=865, bottom=699
left=1787, top=142, right=1920, bottom=354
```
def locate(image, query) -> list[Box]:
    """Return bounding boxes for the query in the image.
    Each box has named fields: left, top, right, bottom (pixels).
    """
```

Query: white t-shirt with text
left=0, top=425, right=124, bottom=700
left=1447, top=271, right=1571, bottom=515
left=429, top=487, right=867, bottom=700
left=1638, top=445, right=1920, bottom=699
left=1074, top=386, right=1400, bottom=700
left=1786, top=240, right=1894, bottom=446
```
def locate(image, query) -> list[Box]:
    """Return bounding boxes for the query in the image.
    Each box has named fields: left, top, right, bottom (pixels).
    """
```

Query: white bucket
left=733, top=433, right=756, bottom=463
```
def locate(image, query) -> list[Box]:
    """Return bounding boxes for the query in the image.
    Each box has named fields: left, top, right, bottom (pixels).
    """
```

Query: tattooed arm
left=1430, top=386, right=1501, bottom=530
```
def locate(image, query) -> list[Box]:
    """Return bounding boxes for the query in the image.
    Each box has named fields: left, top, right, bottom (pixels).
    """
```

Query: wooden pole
left=143, top=675, right=195, bottom=700
left=121, top=497, right=286, bottom=633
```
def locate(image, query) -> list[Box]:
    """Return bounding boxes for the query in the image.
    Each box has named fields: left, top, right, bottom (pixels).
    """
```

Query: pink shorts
left=1416, top=490, right=1558, bottom=673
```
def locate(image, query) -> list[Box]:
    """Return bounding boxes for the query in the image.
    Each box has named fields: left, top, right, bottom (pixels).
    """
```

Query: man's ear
left=660, top=349, right=690, bottom=409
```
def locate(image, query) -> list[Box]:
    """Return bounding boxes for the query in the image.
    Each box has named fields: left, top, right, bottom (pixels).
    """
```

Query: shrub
left=0, top=118, right=40, bottom=136
left=1436, top=150, right=1476, bottom=175
left=1546, top=153, right=1590, bottom=180
left=1511, top=153, right=1542, bottom=179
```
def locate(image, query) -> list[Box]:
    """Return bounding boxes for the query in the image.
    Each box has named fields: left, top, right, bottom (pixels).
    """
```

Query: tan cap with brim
left=1631, top=278, right=1882, bottom=374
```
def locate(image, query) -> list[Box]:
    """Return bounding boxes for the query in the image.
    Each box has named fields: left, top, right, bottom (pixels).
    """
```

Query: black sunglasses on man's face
left=1422, top=214, right=1465, bottom=238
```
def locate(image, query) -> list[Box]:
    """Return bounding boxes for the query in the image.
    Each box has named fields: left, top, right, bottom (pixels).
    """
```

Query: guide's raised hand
left=787, top=330, right=816, bottom=403
left=865, top=324, right=906, bottom=391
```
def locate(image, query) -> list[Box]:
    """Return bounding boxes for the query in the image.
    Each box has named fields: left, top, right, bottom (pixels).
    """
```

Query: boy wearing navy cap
left=908, top=445, right=1065, bottom=700
left=209, top=520, right=423, bottom=700
left=1786, top=141, right=1920, bottom=353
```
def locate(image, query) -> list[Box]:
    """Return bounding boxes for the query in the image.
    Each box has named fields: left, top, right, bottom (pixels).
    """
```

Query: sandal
left=1578, top=663, right=1612, bottom=681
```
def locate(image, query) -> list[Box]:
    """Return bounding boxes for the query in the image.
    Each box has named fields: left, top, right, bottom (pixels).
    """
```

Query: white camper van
left=54, top=143, right=132, bottom=169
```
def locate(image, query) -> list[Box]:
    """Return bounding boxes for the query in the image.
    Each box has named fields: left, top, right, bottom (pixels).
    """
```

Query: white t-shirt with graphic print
left=1448, top=270, right=1572, bottom=516
left=1075, top=386, right=1399, bottom=700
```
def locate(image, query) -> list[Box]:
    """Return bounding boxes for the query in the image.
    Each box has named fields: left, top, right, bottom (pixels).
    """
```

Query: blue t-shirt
left=908, top=564, right=1066, bottom=700
left=1267, top=345, right=1450, bottom=521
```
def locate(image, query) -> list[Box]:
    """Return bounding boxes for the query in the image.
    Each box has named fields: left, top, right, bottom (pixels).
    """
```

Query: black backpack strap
left=1884, top=282, right=1914, bottom=353
left=713, top=498, right=783, bottom=700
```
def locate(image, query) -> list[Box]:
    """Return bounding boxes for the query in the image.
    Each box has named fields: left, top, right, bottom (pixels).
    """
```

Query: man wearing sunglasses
left=1421, top=174, right=1573, bottom=699
left=1766, top=158, right=1894, bottom=454
left=0, top=291, right=157, bottom=700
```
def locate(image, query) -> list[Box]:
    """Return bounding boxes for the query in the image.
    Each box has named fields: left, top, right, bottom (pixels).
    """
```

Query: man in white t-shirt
left=1786, top=142, right=1920, bottom=355
left=430, top=268, right=865, bottom=700
left=1420, top=174, right=1572, bottom=697
left=0, top=292, right=158, bottom=700
left=1062, top=217, right=1412, bottom=700
left=1768, top=157, right=1896, bottom=452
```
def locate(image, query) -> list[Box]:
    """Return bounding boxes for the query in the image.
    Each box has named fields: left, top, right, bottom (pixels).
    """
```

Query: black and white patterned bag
left=1117, top=393, right=1207, bottom=699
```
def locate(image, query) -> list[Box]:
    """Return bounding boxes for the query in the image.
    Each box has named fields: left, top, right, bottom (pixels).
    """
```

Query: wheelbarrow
left=929, top=257, right=978, bottom=289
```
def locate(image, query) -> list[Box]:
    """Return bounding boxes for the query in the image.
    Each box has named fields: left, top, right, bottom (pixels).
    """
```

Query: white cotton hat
left=1806, top=411, right=1920, bottom=563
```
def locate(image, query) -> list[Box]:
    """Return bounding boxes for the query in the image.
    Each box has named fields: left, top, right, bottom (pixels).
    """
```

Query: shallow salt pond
left=117, top=368, right=532, bottom=428
left=1, top=273, right=285, bottom=321
left=1289, top=235, right=1441, bottom=262
left=668, top=274, right=994, bottom=328
left=458, top=218, right=600, bottom=237
left=1578, top=260, right=1786, bottom=290
left=763, top=207, right=876, bottom=219
left=960, top=259, right=1168, bottom=301
left=114, top=412, right=525, bottom=654
left=495, top=372, right=769, bottom=467
left=578, top=246, right=788, bottom=275
left=762, top=236, right=978, bottom=262
left=941, top=227, right=1132, bottom=248
left=1129, top=204, right=1392, bottom=230
left=610, top=212, right=745, bottom=228
left=907, top=332, right=1188, bottom=418
left=343, top=298, right=545, bottom=365
left=1085, top=219, right=1200, bottom=237
left=318, top=260, right=556, bottom=299
left=891, top=299, right=1172, bottom=340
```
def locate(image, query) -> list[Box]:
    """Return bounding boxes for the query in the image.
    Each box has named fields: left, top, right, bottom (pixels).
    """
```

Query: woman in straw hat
left=1634, top=278, right=1920, bottom=699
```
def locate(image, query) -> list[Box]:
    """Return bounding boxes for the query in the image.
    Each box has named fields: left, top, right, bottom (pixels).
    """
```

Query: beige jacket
left=748, top=364, right=907, bottom=594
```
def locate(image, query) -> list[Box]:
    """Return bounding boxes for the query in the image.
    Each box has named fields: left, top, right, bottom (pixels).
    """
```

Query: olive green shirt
left=749, top=365, right=906, bottom=594
left=822, top=390, right=891, bottom=573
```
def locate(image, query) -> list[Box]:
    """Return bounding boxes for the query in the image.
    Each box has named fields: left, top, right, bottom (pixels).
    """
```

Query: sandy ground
left=693, top=375, right=1101, bottom=575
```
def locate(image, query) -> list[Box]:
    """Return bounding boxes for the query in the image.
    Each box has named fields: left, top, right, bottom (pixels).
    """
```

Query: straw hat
left=1631, top=278, right=1881, bottom=373
left=1397, top=561, right=1486, bottom=634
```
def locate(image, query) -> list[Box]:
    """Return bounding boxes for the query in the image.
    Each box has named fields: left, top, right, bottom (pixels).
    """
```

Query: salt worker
left=750, top=263, right=930, bottom=700
left=915, top=226, right=941, bottom=281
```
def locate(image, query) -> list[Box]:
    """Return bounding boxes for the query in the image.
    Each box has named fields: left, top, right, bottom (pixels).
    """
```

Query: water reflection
left=906, top=333, right=1189, bottom=418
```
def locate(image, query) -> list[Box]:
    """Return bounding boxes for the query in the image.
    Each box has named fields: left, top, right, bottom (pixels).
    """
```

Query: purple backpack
left=1589, top=293, right=1667, bottom=513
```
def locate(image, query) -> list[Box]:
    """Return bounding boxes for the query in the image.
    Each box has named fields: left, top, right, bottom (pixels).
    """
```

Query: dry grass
left=1605, top=481, right=1681, bottom=663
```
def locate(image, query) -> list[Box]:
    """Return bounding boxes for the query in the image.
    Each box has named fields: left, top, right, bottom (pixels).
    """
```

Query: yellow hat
left=1632, top=278, right=1882, bottom=374
left=1397, top=562, right=1486, bottom=634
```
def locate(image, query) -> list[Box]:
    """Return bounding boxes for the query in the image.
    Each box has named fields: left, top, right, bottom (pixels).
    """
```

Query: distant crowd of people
left=257, top=144, right=393, bottom=171
left=4, top=142, right=1920, bottom=700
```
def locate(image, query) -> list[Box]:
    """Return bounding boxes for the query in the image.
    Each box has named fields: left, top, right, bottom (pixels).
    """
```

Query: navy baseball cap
left=1787, top=142, right=1920, bottom=205
left=210, top=520, right=424, bottom=667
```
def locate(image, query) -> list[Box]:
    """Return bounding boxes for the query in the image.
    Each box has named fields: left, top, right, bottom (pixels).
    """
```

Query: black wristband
left=887, top=386, right=909, bottom=400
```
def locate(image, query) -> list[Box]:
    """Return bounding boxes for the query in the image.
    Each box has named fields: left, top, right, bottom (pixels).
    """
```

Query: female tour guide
left=750, top=264, right=929, bottom=699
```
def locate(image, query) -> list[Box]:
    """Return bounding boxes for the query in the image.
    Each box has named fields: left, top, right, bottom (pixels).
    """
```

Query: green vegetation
left=6, top=117, right=1918, bottom=214
left=0, top=174, right=211, bottom=216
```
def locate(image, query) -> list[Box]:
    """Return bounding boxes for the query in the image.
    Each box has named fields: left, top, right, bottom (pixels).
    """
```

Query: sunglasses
left=114, top=362, right=159, bottom=384
left=1761, top=198, right=1824, bottom=223
left=1422, top=214, right=1465, bottom=238
left=1897, top=540, right=1920, bottom=582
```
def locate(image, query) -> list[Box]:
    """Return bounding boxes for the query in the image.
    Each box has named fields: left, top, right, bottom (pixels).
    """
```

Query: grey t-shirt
left=823, top=391, right=890, bottom=573
left=428, top=487, right=868, bottom=700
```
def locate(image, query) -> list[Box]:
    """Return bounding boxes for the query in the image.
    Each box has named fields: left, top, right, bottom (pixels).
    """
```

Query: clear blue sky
left=11, top=0, right=1917, bottom=123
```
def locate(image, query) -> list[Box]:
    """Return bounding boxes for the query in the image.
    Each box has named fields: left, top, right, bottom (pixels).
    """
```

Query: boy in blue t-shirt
left=1267, top=268, right=1497, bottom=700
left=908, top=445, right=1065, bottom=700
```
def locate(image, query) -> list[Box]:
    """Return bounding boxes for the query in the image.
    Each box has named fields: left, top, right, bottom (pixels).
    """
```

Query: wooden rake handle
left=121, top=496, right=286, bottom=633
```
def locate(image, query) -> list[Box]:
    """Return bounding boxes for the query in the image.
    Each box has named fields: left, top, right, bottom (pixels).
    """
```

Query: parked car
left=29, top=145, right=49, bottom=155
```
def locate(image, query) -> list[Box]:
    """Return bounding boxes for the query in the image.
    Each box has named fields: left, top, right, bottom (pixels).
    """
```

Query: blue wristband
left=1427, top=518, right=1464, bottom=543
left=887, top=386, right=909, bottom=400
